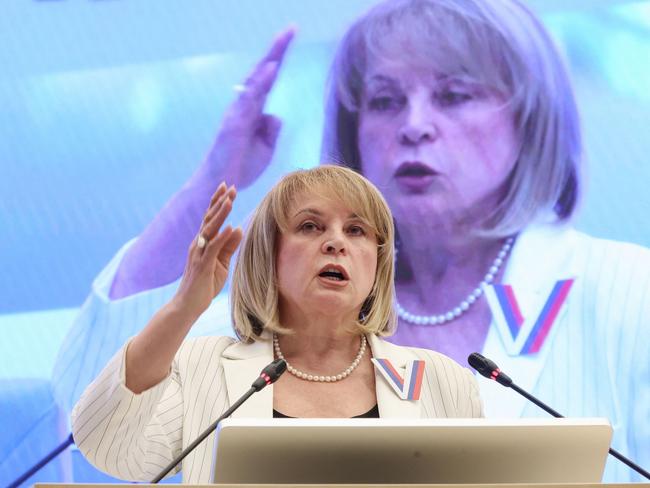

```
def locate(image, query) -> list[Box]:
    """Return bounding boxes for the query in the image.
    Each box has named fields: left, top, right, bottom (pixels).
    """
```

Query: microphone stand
left=151, top=358, right=286, bottom=483
left=151, top=385, right=255, bottom=482
left=507, top=382, right=650, bottom=480
left=8, top=359, right=286, bottom=488
left=468, top=352, right=650, bottom=481
left=7, top=433, right=74, bottom=488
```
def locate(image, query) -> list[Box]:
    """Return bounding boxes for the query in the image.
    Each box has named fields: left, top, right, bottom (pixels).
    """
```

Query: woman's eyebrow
left=293, top=208, right=360, bottom=220
left=364, top=74, right=399, bottom=87
left=438, top=74, right=478, bottom=86
left=293, top=208, right=322, bottom=218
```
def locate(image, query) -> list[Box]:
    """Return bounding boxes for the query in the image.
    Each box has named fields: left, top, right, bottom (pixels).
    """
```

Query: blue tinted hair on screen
left=322, top=0, right=582, bottom=236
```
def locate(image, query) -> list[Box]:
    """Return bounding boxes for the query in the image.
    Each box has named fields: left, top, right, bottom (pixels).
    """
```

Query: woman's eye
left=347, top=225, right=366, bottom=236
left=368, top=95, right=404, bottom=112
left=299, top=221, right=319, bottom=233
left=436, top=90, right=472, bottom=107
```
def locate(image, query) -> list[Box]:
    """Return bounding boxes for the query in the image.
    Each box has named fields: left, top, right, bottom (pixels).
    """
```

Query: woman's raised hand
left=204, top=28, right=295, bottom=189
left=124, top=183, right=242, bottom=393
left=172, top=183, right=243, bottom=319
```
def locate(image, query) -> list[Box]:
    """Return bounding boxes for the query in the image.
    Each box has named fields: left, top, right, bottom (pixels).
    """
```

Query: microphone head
left=467, top=352, right=512, bottom=386
left=467, top=352, right=494, bottom=377
left=265, top=358, right=287, bottom=381
left=251, top=359, right=287, bottom=391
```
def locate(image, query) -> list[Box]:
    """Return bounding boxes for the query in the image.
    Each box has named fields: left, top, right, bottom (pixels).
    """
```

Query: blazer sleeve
left=71, top=339, right=184, bottom=481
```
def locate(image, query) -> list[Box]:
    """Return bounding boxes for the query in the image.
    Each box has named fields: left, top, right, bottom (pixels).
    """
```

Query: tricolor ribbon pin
left=372, top=358, right=425, bottom=400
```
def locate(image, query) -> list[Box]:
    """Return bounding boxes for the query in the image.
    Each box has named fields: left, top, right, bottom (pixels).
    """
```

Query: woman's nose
left=322, top=236, right=346, bottom=255
left=399, top=99, right=437, bottom=145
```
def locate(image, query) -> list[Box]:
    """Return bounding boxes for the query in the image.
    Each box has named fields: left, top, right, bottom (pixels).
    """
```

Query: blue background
left=1, top=0, right=649, bottom=486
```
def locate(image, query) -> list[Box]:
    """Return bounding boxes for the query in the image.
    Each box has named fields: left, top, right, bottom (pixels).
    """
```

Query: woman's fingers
left=177, top=185, right=242, bottom=314
left=253, top=27, right=295, bottom=92
left=264, top=27, right=296, bottom=65
left=201, top=200, right=232, bottom=245
left=201, top=189, right=242, bottom=251
left=208, top=182, right=228, bottom=208
left=202, top=184, right=237, bottom=229
left=250, top=61, right=280, bottom=101
left=234, top=61, right=278, bottom=121
left=246, top=27, right=295, bottom=88
left=235, top=28, right=295, bottom=117
left=197, top=183, right=238, bottom=257
left=203, top=226, right=243, bottom=269
left=221, top=227, right=243, bottom=261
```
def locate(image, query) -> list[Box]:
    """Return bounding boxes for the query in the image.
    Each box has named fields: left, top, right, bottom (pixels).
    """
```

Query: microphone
left=252, top=358, right=288, bottom=391
left=467, top=352, right=650, bottom=481
left=467, top=352, right=512, bottom=386
left=151, top=358, right=287, bottom=483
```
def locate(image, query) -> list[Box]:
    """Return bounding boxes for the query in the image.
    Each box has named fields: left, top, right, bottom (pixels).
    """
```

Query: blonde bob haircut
left=322, top=0, right=581, bottom=236
left=230, top=165, right=397, bottom=342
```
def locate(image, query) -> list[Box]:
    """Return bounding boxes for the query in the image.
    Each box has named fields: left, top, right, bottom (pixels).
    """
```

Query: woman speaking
left=71, top=166, right=482, bottom=483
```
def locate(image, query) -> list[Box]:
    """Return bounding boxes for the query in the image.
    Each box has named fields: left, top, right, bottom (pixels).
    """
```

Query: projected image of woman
left=54, top=0, right=649, bottom=481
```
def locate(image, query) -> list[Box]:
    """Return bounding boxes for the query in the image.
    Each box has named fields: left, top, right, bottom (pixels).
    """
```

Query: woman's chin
left=391, top=196, right=489, bottom=234
left=308, top=296, right=360, bottom=320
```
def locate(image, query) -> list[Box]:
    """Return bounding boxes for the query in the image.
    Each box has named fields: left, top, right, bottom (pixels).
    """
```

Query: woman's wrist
left=164, top=296, right=205, bottom=330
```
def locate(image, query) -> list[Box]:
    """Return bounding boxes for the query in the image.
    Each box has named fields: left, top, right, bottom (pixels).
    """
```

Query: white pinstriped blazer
left=474, top=223, right=650, bottom=482
left=71, top=334, right=482, bottom=484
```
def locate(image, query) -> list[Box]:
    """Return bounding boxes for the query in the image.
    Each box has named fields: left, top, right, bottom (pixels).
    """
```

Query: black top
left=273, top=404, right=380, bottom=418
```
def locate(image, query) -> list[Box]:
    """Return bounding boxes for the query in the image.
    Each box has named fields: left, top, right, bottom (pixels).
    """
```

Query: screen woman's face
left=357, top=59, right=520, bottom=232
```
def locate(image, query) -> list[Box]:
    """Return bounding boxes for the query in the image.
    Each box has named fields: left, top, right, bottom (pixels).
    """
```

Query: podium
left=32, top=419, right=648, bottom=487
left=211, top=418, right=615, bottom=484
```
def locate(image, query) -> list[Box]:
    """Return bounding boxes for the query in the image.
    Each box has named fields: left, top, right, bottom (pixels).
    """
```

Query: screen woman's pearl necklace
left=273, top=334, right=367, bottom=382
left=396, top=237, right=514, bottom=325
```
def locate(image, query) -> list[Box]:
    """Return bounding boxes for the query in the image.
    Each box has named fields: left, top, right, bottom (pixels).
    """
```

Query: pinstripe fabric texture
left=478, top=224, right=650, bottom=482
left=71, top=334, right=482, bottom=483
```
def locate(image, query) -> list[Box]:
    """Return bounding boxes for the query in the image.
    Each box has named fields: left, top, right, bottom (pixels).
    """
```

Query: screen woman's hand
left=204, top=28, right=295, bottom=189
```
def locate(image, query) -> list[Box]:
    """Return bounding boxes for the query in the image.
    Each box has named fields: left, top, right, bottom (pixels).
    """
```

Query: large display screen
left=1, top=1, right=649, bottom=485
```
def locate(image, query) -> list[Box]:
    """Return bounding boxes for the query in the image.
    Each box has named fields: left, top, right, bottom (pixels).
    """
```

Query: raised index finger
left=262, top=27, right=296, bottom=67
left=237, top=28, right=296, bottom=111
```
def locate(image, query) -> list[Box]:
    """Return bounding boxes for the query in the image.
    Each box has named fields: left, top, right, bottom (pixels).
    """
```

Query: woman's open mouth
left=394, top=162, right=438, bottom=191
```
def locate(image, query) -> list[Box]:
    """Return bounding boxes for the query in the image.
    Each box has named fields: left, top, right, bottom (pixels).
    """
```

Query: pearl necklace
left=396, top=237, right=514, bottom=326
left=272, top=334, right=367, bottom=382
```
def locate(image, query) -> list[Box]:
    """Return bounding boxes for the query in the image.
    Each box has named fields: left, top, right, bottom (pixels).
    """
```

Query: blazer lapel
left=221, top=337, right=274, bottom=418
left=368, top=335, right=422, bottom=419
left=481, top=222, right=580, bottom=417
left=221, top=334, right=424, bottom=419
